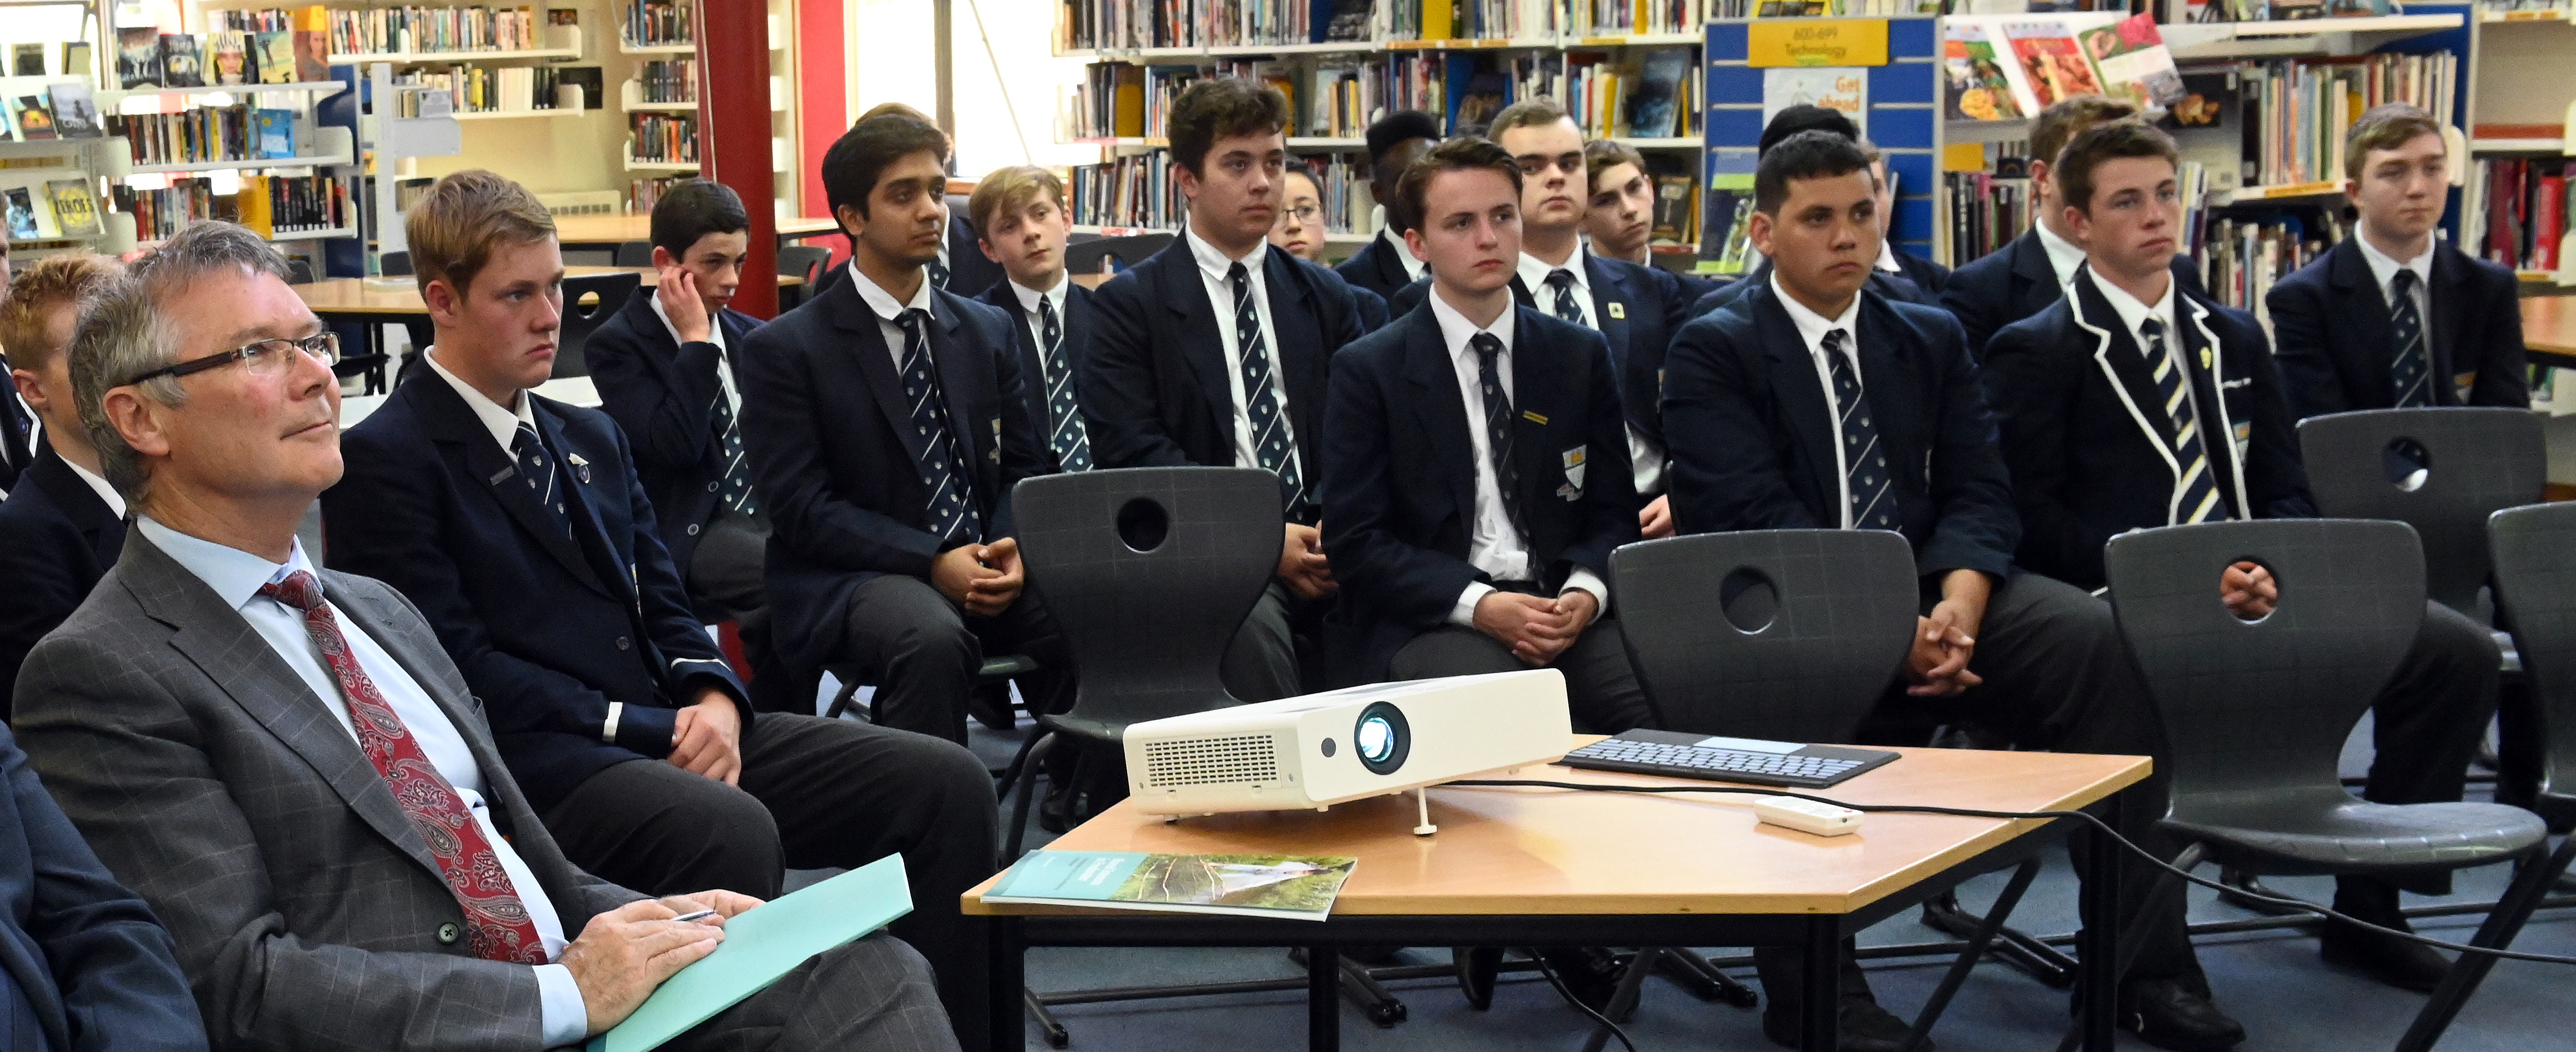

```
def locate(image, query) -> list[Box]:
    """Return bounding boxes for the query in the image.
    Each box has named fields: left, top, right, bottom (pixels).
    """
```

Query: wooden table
left=965, top=739, right=2149, bottom=1052
left=292, top=266, right=804, bottom=315
left=549, top=213, right=840, bottom=248
left=2524, top=296, right=2576, bottom=368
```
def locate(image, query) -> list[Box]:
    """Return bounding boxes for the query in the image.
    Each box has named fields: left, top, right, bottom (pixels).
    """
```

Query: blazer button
left=686, top=523, right=701, bottom=536
left=616, top=636, right=633, bottom=651
left=436, top=922, right=461, bottom=945
left=707, top=481, right=719, bottom=493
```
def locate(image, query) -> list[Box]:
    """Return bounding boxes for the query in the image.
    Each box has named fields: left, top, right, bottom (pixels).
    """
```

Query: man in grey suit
left=12, top=220, right=959, bottom=1051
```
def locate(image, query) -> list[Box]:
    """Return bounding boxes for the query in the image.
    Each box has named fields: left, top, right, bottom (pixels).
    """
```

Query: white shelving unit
left=623, top=155, right=698, bottom=172
left=451, top=108, right=582, bottom=121
left=336, top=47, right=581, bottom=64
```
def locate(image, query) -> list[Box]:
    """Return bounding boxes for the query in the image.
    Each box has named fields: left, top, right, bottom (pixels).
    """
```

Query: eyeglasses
left=123, top=332, right=341, bottom=386
left=1274, top=204, right=1321, bottom=226
left=1516, top=154, right=1584, bottom=176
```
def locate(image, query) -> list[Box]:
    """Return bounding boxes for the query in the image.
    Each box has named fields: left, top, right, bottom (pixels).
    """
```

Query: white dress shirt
left=1008, top=273, right=1071, bottom=358
left=2035, top=221, right=2088, bottom=290
left=2356, top=234, right=2435, bottom=332
left=1427, top=292, right=1611, bottom=626
left=425, top=349, right=540, bottom=450
left=132, top=517, right=587, bottom=1048
left=1182, top=224, right=1298, bottom=472
left=1370, top=205, right=1427, bottom=282
left=63, top=455, right=126, bottom=518
left=648, top=293, right=739, bottom=415
left=845, top=264, right=942, bottom=374
left=2091, top=270, right=2185, bottom=384
left=1875, top=238, right=1905, bottom=275
left=1771, top=273, right=1869, bottom=530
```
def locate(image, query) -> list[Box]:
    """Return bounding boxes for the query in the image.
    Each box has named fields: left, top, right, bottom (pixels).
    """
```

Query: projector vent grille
left=1142, top=734, right=1279, bottom=788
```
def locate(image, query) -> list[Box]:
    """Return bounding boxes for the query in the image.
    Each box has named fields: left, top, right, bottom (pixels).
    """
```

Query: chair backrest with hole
left=2296, top=407, right=2543, bottom=615
left=2487, top=501, right=2576, bottom=819
left=611, top=240, right=655, bottom=267
left=776, top=245, right=830, bottom=310
left=1608, top=529, right=1918, bottom=744
left=1013, top=466, right=1282, bottom=731
left=551, top=272, right=642, bottom=379
left=2104, top=519, right=2423, bottom=810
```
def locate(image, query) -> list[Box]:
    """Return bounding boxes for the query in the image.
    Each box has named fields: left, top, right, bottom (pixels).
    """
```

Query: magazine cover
left=2077, top=14, right=2184, bottom=111
left=159, top=33, right=204, bottom=88
left=10, top=96, right=55, bottom=141
left=1943, top=23, right=2023, bottom=122
left=10, top=43, right=43, bottom=77
left=212, top=31, right=250, bottom=85
left=116, top=26, right=162, bottom=89
left=986, top=853, right=1359, bottom=921
left=2003, top=21, right=2105, bottom=110
left=1627, top=48, right=1692, bottom=140
left=49, top=82, right=99, bottom=138
left=1763, top=67, right=1867, bottom=138
left=255, top=109, right=295, bottom=159
left=45, top=179, right=99, bottom=238
left=60, top=42, right=89, bottom=81
left=255, top=32, right=295, bottom=85
left=5, top=188, right=40, bottom=240
left=292, top=28, right=329, bottom=83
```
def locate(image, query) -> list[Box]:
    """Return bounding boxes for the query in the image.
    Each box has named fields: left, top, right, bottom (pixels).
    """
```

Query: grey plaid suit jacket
left=12, top=529, right=646, bottom=1051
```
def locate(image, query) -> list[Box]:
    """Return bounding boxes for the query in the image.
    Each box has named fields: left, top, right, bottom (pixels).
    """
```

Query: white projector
left=1121, top=670, right=1571, bottom=834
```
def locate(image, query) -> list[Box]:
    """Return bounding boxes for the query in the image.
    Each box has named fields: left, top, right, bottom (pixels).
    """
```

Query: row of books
left=110, top=177, right=238, bottom=242
left=1069, top=147, right=1188, bottom=230
left=2237, top=51, right=2457, bottom=189
left=393, top=64, right=569, bottom=114
left=117, top=26, right=327, bottom=89
left=324, top=6, right=561, bottom=56
left=2479, top=0, right=2574, bottom=13
left=235, top=172, right=355, bottom=238
left=2198, top=207, right=2348, bottom=324
left=628, top=175, right=690, bottom=213
left=1058, top=0, right=1883, bottom=52
left=0, top=84, right=103, bottom=142
left=1942, top=166, right=2034, bottom=265
left=1304, top=154, right=1372, bottom=233
left=1563, top=48, right=1696, bottom=139
left=107, top=106, right=304, bottom=167
left=621, top=1, right=694, bottom=47
left=628, top=113, right=697, bottom=164
left=4, top=178, right=101, bottom=241
left=636, top=59, right=696, bottom=104
left=2468, top=158, right=2574, bottom=273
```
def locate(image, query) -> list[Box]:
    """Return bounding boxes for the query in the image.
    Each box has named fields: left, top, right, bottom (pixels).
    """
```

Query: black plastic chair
left=1065, top=232, right=1175, bottom=277
left=378, top=250, right=411, bottom=277
left=2298, top=407, right=2544, bottom=615
left=1613, top=529, right=2040, bottom=1051
left=776, top=244, right=829, bottom=311
left=2490, top=501, right=2576, bottom=833
left=2101, top=518, right=2567, bottom=1052
left=553, top=272, right=642, bottom=379
left=612, top=239, right=655, bottom=267
left=999, top=466, right=1280, bottom=859
left=286, top=257, right=314, bottom=285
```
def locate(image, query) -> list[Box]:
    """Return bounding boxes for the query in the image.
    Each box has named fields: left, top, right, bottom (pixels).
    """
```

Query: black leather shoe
left=2120, top=978, right=2245, bottom=1051
left=968, top=682, right=1017, bottom=731
left=1759, top=997, right=1926, bottom=1052
left=1453, top=947, right=1502, bottom=1010
left=2321, top=921, right=2452, bottom=993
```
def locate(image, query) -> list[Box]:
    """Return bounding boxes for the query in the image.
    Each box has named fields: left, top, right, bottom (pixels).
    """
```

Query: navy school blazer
left=1660, top=281, right=2019, bottom=584
left=1319, top=300, right=1640, bottom=685
left=324, top=374, right=750, bottom=813
left=581, top=289, right=765, bottom=586
left=1981, top=264, right=2316, bottom=591
left=1333, top=231, right=1416, bottom=304
left=973, top=278, right=1101, bottom=475
left=0, top=444, right=127, bottom=720
left=2265, top=235, right=2528, bottom=418
left=736, top=270, right=1046, bottom=672
left=1939, top=228, right=2211, bottom=360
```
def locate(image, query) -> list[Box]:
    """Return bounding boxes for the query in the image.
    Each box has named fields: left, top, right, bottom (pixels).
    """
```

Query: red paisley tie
left=260, top=570, right=550, bottom=965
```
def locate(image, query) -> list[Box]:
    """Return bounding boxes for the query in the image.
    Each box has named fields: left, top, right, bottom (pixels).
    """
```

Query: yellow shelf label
left=1748, top=18, right=1890, bottom=68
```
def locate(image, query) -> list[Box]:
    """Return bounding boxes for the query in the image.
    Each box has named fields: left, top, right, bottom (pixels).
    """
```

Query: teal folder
left=587, top=854, right=913, bottom=1052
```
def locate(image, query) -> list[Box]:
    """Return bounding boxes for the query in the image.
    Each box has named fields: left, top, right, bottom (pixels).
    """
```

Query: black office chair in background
left=2099, top=518, right=2568, bottom=1052
left=551, top=272, right=642, bottom=379
left=612, top=239, right=655, bottom=267
left=777, top=244, right=830, bottom=311
left=1064, top=232, right=1175, bottom=277
left=1613, top=529, right=2040, bottom=1052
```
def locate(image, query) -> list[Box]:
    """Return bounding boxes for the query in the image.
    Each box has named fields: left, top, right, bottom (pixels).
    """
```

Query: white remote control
left=1755, top=796, right=1863, bottom=837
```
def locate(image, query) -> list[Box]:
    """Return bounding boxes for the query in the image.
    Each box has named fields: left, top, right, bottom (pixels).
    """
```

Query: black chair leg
left=1005, top=733, right=1059, bottom=860
left=1656, top=947, right=1760, bottom=1008
left=1906, top=857, right=2042, bottom=1052
left=2394, top=836, right=2576, bottom=1052
left=824, top=678, right=864, bottom=721
left=993, top=727, right=1051, bottom=803
left=1581, top=948, right=1662, bottom=1052
left=1920, top=885, right=2078, bottom=986
left=2217, top=866, right=2306, bottom=917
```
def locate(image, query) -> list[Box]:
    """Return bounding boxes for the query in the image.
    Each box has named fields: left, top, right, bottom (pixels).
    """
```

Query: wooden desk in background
left=291, top=266, right=804, bottom=316
left=965, top=739, right=2148, bottom=1052
left=550, top=213, right=840, bottom=249
left=2525, top=296, right=2576, bottom=369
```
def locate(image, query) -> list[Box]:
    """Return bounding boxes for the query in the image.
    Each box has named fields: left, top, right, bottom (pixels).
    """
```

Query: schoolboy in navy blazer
left=0, top=253, right=128, bottom=720
left=971, top=267, right=1099, bottom=475
left=1320, top=138, right=1652, bottom=731
left=968, top=163, right=1101, bottom=476
left=1981, top=119, right=2497, bottom=1004
left=1334, top=111, right=1441, bottom=303
left=1662, top=131, right=2230, bottom=1049
left=2267, top=105, right=2527, bottom=418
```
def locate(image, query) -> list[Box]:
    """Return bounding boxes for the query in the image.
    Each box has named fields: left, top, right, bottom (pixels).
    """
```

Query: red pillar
left=798, top=0, right=847, bottom=250
left=701, top=0, right=778, bottom=318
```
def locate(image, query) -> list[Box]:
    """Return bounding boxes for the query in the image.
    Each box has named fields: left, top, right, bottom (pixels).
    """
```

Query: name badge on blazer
left=2233, top=420, right=2252, bottom=460
left=2453, top=370, right=2477, bottom=403
left=1607, top=302, right=1626, bottom=320
left=567, top=452, right=592, bottom=485
left=1559, top=444, right=1587, bottom=500
left=989, top=418, right=1003, bottom=463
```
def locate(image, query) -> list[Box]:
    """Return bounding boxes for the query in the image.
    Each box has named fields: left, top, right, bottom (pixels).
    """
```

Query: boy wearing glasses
left=323, top=170, right=1001, bottom=1046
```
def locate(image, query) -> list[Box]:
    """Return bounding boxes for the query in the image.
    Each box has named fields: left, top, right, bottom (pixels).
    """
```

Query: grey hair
left=70, top=221, right=294, bottom=506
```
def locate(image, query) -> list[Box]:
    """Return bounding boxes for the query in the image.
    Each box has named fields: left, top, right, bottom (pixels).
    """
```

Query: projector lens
left=1353, top=702, right=1410, bottom=775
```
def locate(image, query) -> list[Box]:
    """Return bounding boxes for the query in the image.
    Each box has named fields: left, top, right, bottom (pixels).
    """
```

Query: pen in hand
left=671, top=909, right=719, bottom=924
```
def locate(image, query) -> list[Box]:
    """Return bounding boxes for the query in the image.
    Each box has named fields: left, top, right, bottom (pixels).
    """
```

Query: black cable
left=1528, top=950, right=1641, bottom=1052
left=1451, top=778, right=2576, bottom=967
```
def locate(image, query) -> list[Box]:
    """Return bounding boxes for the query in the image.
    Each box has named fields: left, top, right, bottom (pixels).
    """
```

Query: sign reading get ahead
left=1746, top=19, right=1890, bottom=68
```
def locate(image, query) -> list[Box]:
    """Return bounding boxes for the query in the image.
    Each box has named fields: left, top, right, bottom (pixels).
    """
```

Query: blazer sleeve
left=1077, top=273, right=1199, bottom=470
left=1979, top=316, right=2102, bottom=585
left=583, top=313, right=722, bottom=476
left=13, top=636, right=549, bottom=1052
left=602, top=422, right=749, bottom=719
left=2262, top=273, right=2351, bottom=420
left=0, top=724, right=207, bottom=1052
left=1914, top=311, right=2021, bottom=581
left=736, top=319, right=948, bottom=579
left=2469, top=265, right=2533, bottom=409
left=1937, top=272, right=2006, bottom=363
left=1659, top=315, right=1832, bottom=535
left=1318, top=350, right=1484, bottom=632
left=0, top=515, right=83, bottom=720
left=321, top=427, right=635, bottom=750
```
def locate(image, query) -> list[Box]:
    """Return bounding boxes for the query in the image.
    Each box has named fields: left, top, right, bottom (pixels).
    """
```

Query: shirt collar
left=648, top=292, right=725, bottom=353
left=425, top=349, right=535, bottom=454
left=1426, top=287, right=1517, bottom=358
left=1516, top=247, right=1590, bottom=299
left=134, top=515, right=315, bottom=612
left=1009, top=272, right=1069, bottom=316
left=2090, top=268, right=2178, bottom=346
left=2355, top=233, right=2434, bottom=297
left=1769, top=272, right=1861, bottom=357
left=62, top=455, right=125, bottom=518
left=2035, top=222, right=2088, bottom=289
left=845, top=262, right=938, bottom=324
left=1374, top=213, right=1426, bottom=281
left=1184, top=222, right=1267, bottom=286
left=1875, top=237, right=1903, bottom=274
